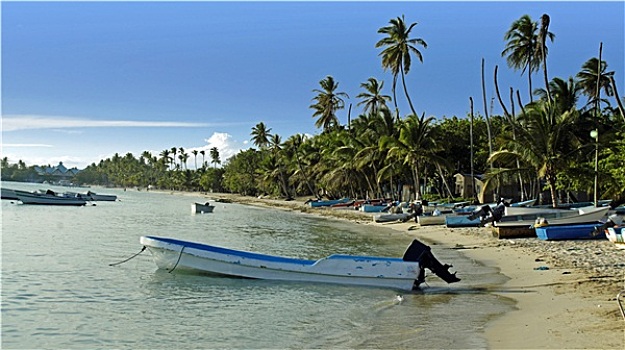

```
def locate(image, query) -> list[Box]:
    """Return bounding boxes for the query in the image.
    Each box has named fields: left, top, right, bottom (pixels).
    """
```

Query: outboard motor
left=402, top=239, right=460, bottom=289
left=593, top=214, right=624, bottom=236
left=468, top=205, right=492, bottom=223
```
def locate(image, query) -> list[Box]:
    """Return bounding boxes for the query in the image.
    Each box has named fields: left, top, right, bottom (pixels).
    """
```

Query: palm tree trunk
left=610, top=76, right=625, bottom=122
left=540, top=14, right=552, bottom=103
left=469, top=97, right=477, bottom=201
left=400, top=66, right=418, bottom=117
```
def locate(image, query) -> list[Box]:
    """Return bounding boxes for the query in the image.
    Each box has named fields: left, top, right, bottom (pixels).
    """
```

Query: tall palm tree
left=251, top=122, right=272, bottom=149
left=576, top=57, right=614, bottom=109
left=310, top=75, right=349, bottom=132
left=356, top=77, right=392, bottom=116
left=200, top=150, right=206, bottom=169
left=502, top=15, right=540, bottom=102
left=268, top=134, right=291, bottom=198
left=178, top=147, right=186, bottom=170
left=170, top=147, right=178, bottom=169
left=376, top=15, right=427, bottom=117
left=209, top=147, right=220, bottom=168
left=159, top=149, right=171, bottom=170
left=537, top=14, right=555, bottom=102
left=284, top=134, right=316, bottom=197
left=191, top=150, right=199, bottom=170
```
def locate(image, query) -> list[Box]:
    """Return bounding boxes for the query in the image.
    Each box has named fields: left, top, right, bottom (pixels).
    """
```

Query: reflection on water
left=2, top=181, right=513, bottom=349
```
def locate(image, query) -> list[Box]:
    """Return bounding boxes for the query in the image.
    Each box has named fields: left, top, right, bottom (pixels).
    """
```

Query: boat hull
left=496, top=206, right=609, bottom=228
left=373, top=213, right=409, bottom=223
left=445, top=215, right=481, bottom=228
left=140, top=236, right=422, bottom=291
left=535, top=223, right=605, bottom=241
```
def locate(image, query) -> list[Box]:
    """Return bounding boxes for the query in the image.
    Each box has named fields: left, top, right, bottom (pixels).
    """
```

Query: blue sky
left=2, top=1, right=624, bottom=169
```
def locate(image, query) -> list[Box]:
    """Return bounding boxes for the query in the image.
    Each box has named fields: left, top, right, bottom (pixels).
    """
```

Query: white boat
left=16, top=191, right=87, bottom=206
left=373, top=212, right=410, bottom=223
left=192, top=202, right=215, bottom=214
left=140, top=236, right=461, bottom=291
left=416, top=214, right=447, bottom=226
left=495, top=206, right=610, bottom=228
left=83, top=191, right=117, bottom=201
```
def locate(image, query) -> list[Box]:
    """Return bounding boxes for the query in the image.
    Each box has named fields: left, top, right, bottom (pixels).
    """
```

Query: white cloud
left=186, top=132, right=250, bottom=167
left=1, top=115, right=251, bottom=132
left=3, top=143, right=53, bottom=148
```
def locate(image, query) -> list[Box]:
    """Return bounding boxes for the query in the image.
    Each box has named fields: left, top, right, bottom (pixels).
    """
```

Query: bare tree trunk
left=469, top=97, right=477, bottom=202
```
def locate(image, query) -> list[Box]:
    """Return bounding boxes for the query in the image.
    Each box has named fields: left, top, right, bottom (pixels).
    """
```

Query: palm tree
left=284, top=134, right=316, bottom=197
left=200, top=150, right=206, bottom=169
left=191, top=150, right=199, bottom=170
left=170, top=147, right=178, bottom=169
left=502, top=15, right=540, bottom=102
left=534, top=76, right=582, bottom=112
left=488, top=100, right=582, bottom=207
left=159, top=149, right=171, bottom=170
left=209, top=147, right=220, bottom=168
left=356, top=77, right=392, bottom=116
left=310, top=75, right=349, bottom=132
left=178, top=147, right=186, bottom=170
left=576, top=57, right=614, bottom=110
left=537, top=14, right=555, bottom=102
left=376, top=15, right=427, bottom=117
left=251, top=122, right=272, bottom=149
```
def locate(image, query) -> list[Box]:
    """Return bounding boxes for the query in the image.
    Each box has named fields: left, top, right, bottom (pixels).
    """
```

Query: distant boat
left=445, top=215, right=481, bottom=228
left=373, top=212, right=410, bottom=223
left=416, top=214, right=447, bottom=226
left=15, top=190, right=87, bottom=206
left=307, top=198, right=351, bottom=208
left=535, top=222, right=605, bottom=241
left=192, top=202, right=215, bottom=214
left=67, top=190, right=117, bottom=201
left=140, top=236, right=460, bottom=291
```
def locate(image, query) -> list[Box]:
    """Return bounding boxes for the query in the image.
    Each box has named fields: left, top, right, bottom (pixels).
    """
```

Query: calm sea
left=1, top=181, right=513, bottom=349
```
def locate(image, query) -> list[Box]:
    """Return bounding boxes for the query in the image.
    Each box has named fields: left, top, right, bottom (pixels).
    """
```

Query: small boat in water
left=307, top=198, right=351, bottom=208
left=15, top=190, right=87, bottom=206
left=139, top=236, right=461, bottom=291
left=192, top=202, right=215, bottom=214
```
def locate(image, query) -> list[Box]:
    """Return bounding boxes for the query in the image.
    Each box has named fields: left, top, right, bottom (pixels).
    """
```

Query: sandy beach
left=205, top=193, right=625, bottom=349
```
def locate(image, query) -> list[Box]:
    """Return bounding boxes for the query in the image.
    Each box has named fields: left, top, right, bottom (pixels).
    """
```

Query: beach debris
left=534, top=266, right=550, bottom=270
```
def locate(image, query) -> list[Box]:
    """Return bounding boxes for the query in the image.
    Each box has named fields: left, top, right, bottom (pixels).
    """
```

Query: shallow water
left=1, top=181, right=513, bottom=349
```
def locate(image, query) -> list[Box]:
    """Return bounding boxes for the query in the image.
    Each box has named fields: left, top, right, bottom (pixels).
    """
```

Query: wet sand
left=207, top=193, right=625, bottom=349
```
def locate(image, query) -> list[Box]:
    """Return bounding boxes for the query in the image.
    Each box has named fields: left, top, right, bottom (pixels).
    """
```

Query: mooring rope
left=168, top=246, right=185, bottom=273
left=109, top=246, right=146, bottom=266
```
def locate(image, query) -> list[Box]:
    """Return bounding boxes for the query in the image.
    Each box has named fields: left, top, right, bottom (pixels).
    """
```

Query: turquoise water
left=1, top=181, right=513, bottom=349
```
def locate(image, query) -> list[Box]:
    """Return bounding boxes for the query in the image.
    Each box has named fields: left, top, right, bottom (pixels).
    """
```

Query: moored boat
left=373, top=212, right=410, bottom=223
left=416, top=214, right=447, bottom=226
left=496, top=206, right=610, bottom=228
left=192, top=202, right=215, bottom=214
left=15, top=191, right=87, bottom=206
left=139, top=236, right=460, bottom=291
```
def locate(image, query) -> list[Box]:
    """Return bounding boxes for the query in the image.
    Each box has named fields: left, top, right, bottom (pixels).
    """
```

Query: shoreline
left=204, top=192, right=624, bottom=349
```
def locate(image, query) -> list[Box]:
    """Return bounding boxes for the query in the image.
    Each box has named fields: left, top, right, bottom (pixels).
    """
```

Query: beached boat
left=605, top=227, right=625, bottom=249
left=416, top=214, right=447, bottom=226
left=139, top=236, right=460, bottom=291
left=192, top=202, right=215, bottom=214
left=535, top=222, right=605, bottom=241
left=445, top=215, right=481, bottom=228
left=15, top=191, right=87, bottom=206
left=373, top=212, right=410, bottom=223
left=307, top=198, right=351, bottom=208
left=496, top=206, right=610, bottom=228
left=67, top=190, right=117, bottom=201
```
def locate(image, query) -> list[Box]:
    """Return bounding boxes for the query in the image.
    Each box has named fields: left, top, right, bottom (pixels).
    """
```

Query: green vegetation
left=3, top=14, right=624, bottom=206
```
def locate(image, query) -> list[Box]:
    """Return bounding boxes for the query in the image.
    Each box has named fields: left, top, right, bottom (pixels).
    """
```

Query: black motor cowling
left=402, top=239, right=460, bottom=289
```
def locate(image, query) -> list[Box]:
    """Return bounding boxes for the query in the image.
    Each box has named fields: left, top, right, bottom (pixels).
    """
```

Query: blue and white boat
left=606, top=227, right=624, bottom=249
left=445, top=215, right=481, bottom=228
left=139, top=236, right=460, bottom=291
left=535, top=223, right=606, bottom=241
